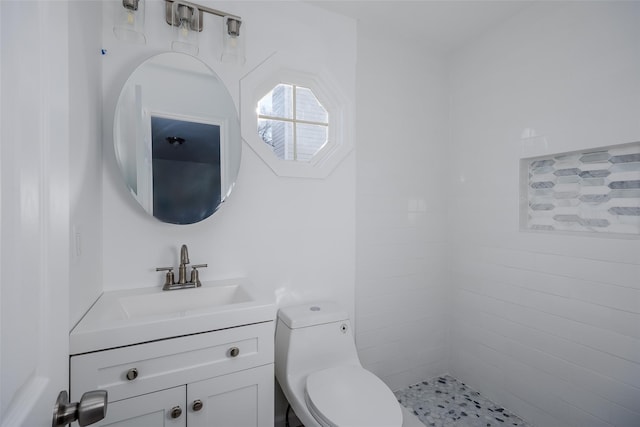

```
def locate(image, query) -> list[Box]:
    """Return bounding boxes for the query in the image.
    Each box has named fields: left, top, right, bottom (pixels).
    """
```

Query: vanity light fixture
left=113, top=0, right=147, bottom=44
left=169, top=1, right=200, bottom=55
left=164, top=0, right=245, bottom=64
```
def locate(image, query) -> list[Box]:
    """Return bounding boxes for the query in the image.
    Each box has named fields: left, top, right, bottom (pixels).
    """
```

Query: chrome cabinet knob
left=170, top=406, right=183, bottom=419
left=125, top=368, right=138, bottom=381
left=228, top=347, right=240, bottom=357
left=192, top=399, right=203, bottom=411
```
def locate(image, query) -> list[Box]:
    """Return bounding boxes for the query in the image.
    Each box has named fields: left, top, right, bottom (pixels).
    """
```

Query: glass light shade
left=171, top=2, right=199, bottom=55
left=221, top=17, right=245, bottom=65
left=113, top=0, right=146, bottom=44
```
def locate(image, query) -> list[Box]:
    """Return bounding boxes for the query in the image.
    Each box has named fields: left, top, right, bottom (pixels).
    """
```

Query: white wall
left=100, top=3, right=355, bottom=424
left=355, top=23, right=450, bottom=391
left=69, top=1, right=103, bottom=329
left=448, top=2, right=640, bottom=426
left=100, top=0, right=356, bottom=312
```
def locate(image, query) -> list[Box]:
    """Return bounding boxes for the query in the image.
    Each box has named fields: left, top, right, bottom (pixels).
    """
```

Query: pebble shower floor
left=395, top=375, right=531, bottom=427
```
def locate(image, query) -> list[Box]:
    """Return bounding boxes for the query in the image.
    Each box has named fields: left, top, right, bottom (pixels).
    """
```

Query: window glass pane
left=258, top=119, right=294, bottom=160
left=257, top=84, right=293, bottom=119
left=295, top=86, right=328, bottom=123
left=256, top=84, right=331, bottom=163
left=295, top=123, right=328, bottom=161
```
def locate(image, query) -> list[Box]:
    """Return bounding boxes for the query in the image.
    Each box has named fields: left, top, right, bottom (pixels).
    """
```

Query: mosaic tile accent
left=395, top=375, right=531, bottom=427
left=522, top=142, right=640, bottom=235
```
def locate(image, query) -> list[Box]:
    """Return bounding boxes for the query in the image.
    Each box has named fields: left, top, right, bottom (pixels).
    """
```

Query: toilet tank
left=275, top=302, right=361, bottom=383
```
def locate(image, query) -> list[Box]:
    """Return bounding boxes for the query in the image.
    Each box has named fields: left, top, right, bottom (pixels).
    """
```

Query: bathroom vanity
left=69, top=279, right=276, bottom=426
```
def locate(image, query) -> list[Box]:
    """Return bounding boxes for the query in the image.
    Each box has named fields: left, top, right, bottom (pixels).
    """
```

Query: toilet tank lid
left=278, top=301, right=349, bottom=329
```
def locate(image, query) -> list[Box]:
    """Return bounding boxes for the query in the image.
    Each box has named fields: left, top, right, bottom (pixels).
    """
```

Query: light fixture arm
left=165, top=0, right=241, bottom=35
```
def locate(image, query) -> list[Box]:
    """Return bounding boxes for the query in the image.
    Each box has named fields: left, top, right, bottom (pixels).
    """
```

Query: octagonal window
left=257, top=84, right=329, bottom=162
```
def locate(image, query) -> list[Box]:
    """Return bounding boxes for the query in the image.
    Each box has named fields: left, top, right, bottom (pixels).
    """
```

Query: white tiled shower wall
left=448, top=2, right=640, bottom=427
left=355, top=24, right=450, bottom=390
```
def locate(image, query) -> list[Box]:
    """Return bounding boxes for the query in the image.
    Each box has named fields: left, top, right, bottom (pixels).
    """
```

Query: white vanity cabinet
left=70, top=322, right=274, bottom=427
left=94, top=386, right=186, bottom=426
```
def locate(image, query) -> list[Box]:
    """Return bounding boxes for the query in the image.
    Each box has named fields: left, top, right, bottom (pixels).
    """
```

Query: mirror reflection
left=113, top=52, right=241, bottom=224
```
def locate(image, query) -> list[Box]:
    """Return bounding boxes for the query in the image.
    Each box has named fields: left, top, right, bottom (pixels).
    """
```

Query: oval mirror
left=113, top=52, right=241, bottom=224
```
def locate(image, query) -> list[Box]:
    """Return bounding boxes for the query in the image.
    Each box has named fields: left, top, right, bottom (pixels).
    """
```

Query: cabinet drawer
left=70, top=321, right=274, bottom=403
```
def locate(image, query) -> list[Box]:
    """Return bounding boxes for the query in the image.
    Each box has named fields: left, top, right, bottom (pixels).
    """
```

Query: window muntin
left=257, top=84, right=329, bottom=161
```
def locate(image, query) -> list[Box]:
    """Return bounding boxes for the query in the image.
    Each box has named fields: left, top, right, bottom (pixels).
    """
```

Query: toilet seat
left=304, top=365, right=403, bottom=427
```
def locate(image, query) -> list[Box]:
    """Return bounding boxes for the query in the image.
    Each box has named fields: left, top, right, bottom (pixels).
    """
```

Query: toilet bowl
left=274, top=301, right=403, bottom=427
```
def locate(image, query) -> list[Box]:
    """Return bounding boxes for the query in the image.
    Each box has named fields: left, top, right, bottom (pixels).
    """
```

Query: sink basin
left=69, top=278, right=276, bottom=355
left=120, top=284, right=252, bottom=318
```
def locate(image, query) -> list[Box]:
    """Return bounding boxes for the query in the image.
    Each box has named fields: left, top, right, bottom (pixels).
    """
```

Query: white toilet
left=274, top=301, right=403, bottom=427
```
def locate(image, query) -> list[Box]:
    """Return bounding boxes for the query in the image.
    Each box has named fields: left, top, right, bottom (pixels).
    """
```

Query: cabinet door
left=97, top=386, right=186, bottom=427
left=187, top=364, right=274, bottom=427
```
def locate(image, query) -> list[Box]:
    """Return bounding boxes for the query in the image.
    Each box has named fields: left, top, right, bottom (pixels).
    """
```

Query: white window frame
left=240, top=52, right=353, bottom=178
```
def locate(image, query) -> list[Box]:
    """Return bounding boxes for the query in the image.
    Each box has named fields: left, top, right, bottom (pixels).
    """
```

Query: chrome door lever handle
left=52, top=390, right=108, bottom=427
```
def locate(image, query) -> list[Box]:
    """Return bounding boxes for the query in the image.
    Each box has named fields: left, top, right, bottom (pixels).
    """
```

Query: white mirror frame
left=240, top=52, right=354, bottom=179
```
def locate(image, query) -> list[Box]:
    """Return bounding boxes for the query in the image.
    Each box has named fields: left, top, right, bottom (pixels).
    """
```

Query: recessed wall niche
left=520, top=142, right=640, bottom=236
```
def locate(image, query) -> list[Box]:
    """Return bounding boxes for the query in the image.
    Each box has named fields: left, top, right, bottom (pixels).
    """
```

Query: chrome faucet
left=156, top=244, right=208, bottom=291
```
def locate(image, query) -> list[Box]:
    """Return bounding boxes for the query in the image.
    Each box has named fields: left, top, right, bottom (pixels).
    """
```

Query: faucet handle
left=190, top=264, right=207, bottom=287
left=156, top=267, right=175, bottom=289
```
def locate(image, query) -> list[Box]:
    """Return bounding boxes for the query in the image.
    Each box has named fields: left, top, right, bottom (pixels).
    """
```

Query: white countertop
left=70, top=278, right=276, bottom=355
